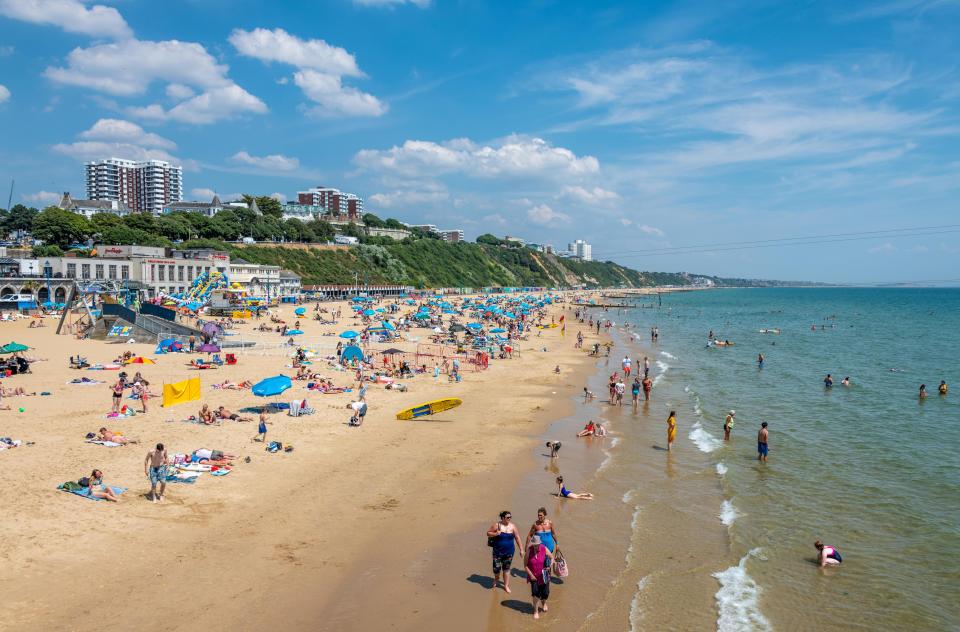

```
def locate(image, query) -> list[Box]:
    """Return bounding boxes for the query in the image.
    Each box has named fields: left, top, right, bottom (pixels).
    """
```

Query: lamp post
left=44, top=260, right=51, bottom=307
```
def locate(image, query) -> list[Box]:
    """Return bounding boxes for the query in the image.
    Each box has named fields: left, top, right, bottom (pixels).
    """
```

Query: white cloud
left=231, top=151, right=299, bottom=172
left=0, top=0, right=131, bottom=39
left=619, top=218, right=632, bottom=226
left=52, top=140, right=178, bottom=163
left=79, top=118, right=175, bottom=149
left=868, top=242, right=897, bottom=254
left=527, top=204, right=571, bottom=225
left=560, top=185, right=618, bottom=204
left=190, top=188, right=243, bottom=201
left=23, top=190, right=61, bottom=206
left=229, top=27, right=385, bottom=119
left=638, top=224, right=666, bottom=237
left=481, top=213, right=508, bottom=226
left=131, top=85, right=267, bottom=124
left=294, top=70, right=387, bottom=117
left=165, top=83, right=195, bottom=100
left=353, top=0, right=431, bottom=6
left=369, top=183, right=449, bottom=208
left=355, top=135, right=599, bottom=178
left=269, top=192, right=287, bottom=203
left=0, top=84, right=9, bottom=103
left=229, top=28, right=361, bottom=77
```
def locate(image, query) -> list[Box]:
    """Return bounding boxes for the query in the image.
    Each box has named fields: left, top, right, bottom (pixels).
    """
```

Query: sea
left=567, top=288, right=960, bottom=631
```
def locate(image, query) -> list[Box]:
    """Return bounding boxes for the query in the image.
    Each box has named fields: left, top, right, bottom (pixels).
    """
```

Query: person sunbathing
left=97, top=428, right=138, bottom=444
left=577, top=421, right=597, bottom=437
left=216, top=406, right=252, bottom=422
left=193, top=448, right=238, bottom=462
left=198, top=404, right=216, bottom=425
left=83, top=469, right=120, bottom=501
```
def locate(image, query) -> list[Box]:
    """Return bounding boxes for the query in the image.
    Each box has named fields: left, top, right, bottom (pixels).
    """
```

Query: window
left=158, top=266, right=165, bottom=281
left=187, top=266, right=194, bottom=281
left=95, top=264, right=104, bottom=279
left=108, top=265, right=117, bottom=280
left=121, top=266, right=129, bottom=280
left=67, top=263, right=76, bottom=278
left=168, top=265, right=175, bottom=281
left=81, top=264, right=91, bottom=279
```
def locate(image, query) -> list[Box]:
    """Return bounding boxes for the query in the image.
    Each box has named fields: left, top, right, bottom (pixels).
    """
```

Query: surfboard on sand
left=396, top=398, right=463, bottom=420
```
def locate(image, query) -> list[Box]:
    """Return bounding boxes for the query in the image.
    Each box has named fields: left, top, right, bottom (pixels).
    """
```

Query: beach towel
left=209, top=468, right=231, bottom=476
left=68, top=379, right=104, bottom=385
left=59, top=485, right=127, bottom=501
left=162, top=377, right=201, bottom=408
left=86, top=440, right=123, bottom=447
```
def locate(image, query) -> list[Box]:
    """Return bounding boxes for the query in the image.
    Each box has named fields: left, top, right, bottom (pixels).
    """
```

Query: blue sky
left=1, top=0, right=958, bottom=283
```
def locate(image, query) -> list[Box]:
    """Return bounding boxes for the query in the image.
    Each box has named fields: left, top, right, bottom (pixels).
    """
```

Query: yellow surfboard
left=396, top=398, right=463, bottom=420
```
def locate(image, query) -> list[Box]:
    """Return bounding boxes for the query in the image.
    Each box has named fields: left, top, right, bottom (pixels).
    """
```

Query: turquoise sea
left=620, top=288, right=960, bottom=630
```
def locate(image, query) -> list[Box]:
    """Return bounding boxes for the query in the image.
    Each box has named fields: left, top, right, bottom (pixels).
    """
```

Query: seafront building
left=568, top=239, right=592, bottom=261
left=297, top=186, right=363, bottom=219
left=85, top=158, right=182, bottom=214
left=57, top=192, right=131, bottom=219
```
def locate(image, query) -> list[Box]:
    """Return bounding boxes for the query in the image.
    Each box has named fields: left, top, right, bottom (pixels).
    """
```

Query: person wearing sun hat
left=724, top=410, right=735, bottom=441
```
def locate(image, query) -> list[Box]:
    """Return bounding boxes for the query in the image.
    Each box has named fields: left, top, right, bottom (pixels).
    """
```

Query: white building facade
left=85, top=158, right=183, bottom=214
left=568, top=239, right=592, bottom=261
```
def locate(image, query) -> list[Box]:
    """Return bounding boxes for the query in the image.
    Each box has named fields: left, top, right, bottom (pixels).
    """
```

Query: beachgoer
left=111, top=378, right=124, bottom=413
left=198, top=404, right=216, bottom=425
left=97, top=428, right=137, bottom=444
left=255, top=409, right=268, bottom=442
left=135, top=381, right=150, bottom=413
left=583, top=387, right=595, bottom=401
left=486, top=510, right=523, bottom=594
left=631, top=377, right=641, bottom=411
left=145, top=443, right=168, bottom=503
left=824, top=374, right=833, bottom=388
left=642, top=375, right=653, bottom=401
left=615, top=379, right=625, bottom=406
left=525, top=534, right=555, bottom=620
left=724, top=410, right=735, bottom=441
left=644, top=356, right=650, bottom=377
left=758, top=353, right=765, bottom=368
left=815, top=540, right=842, bottom=567
left=216, top=406, right=252, bottom=422
left=526, top=507, right=558, bottom=555
left=939, top=380, right=948, bottom=395
left=84, top=469, right=119, bottom=501
left=841, top=377, right=851, bottom=387
left=577, top=421, right=596, bottom=437
left=758, top=421, right=769, bottom=462
left=666, top=411, right=677, bottom=451
left=919, top=384, right=927, bottom=399
left=594, top=422, right=607, bottom=437
left=546, top=441, right=561, bottom=458
left=348, top=400, right=368, bottom=426
left=556, top=476, right=593, bottom=499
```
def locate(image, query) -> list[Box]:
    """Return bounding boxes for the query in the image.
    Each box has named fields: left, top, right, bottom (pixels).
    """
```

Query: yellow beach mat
left=163, top=376, right=201, bottom=407
left=396, top=398, right=462, bottom=420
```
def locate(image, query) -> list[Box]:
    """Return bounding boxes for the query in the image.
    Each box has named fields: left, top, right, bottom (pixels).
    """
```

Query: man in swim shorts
left=757, top=422, right=769, bottom=462
left=145, top=443, right=168, bottom=503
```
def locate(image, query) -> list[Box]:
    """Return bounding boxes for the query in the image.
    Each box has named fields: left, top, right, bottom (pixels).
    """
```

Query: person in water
left=666, top=411, right=677, bottom=451
left=824, top=374, right=834, bottom=388
left=939, top=380, right=949, bottom=395
left=919, top=384, right=927, bottom=399
left=556, top=476, right=593, bottom=499
left=486, top=510, right=523, bottom=594
left=757, top=353, right=764, bottom=368
left=577, top=421, right=596, bottom=437
left=841, top=377, right=851, bottom=387
left=758, top=421, right=769, bottom=462
left=723, top=410, right=735, bottom=441
left=545, top=441, right=561, bottom=458
left=814, top=540, right=842, bottom=567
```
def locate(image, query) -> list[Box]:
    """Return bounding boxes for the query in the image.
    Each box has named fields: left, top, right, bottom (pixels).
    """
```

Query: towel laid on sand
left=59, top=485, right=127, bottom=501
left=86, top=440, right=123, bottom=447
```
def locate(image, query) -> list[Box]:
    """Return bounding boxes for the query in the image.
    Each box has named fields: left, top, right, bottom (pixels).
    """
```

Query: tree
left=32, top=244, right=64, bottom=257
left=4, top=204, right=39, bottom=234
left=157, top=215, right=192, bottom=241
left=243, top=194, right=283, bottom=218
left=384, top=218, right=405, bottom=230
left=476, top=233, right=503, bottom=246
left=362, top=213, right=385, bottom=228
left=99, top=225, right=171, bottom=247
left=31, top=207, right=91, bottom=247
left=306, top=219, right=335, bottom=243
left=123, top=212, right=158, bottom=233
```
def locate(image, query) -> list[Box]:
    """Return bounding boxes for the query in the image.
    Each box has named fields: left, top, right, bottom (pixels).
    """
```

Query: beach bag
left=553, top=548, right=569, bottom=577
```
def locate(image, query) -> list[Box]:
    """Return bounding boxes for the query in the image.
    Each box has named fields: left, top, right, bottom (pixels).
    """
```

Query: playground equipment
left=165, top=271, right=229, bottom=309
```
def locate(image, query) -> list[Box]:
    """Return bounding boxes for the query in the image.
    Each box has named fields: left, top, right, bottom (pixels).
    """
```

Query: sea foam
left=689, top=421, right=722, bottom=453
left=659, top=351, right=677, bottom=359
left=716, top=462, right=728, bottom=477
left=652, top=360, right=670, bottom=386
left=713, top=548, right=772, bottom=632
left=628, top=575, right=652, bottom=632
left=720, top=499, right=738, bottom=526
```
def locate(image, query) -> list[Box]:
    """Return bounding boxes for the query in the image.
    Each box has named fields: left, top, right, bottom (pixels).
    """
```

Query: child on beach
left=254, top=409, right=268, bottom=442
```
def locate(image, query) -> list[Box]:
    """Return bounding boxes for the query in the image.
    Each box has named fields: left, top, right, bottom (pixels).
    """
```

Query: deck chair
left=225, top=353, right=237, bottom=365
left=211, top=354, right=224, bottom=366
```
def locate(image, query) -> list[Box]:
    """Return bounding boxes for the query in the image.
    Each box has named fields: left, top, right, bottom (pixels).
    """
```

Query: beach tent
left=286, top=329, right=304, bottom=335
left=162, top=376, right=201, bottom=407
left=381, top=321, right=396, bottom=331
left=341, top=346, right=364, bottom=363
left=253, top=375, right=292, bottom=398
left=381, top=348, right=405, bottom=355
left=126, top=356, right=155, bottom=365
left=155, top=339, right=183, bottom=354
left=340, top=330, right=360, bottom=339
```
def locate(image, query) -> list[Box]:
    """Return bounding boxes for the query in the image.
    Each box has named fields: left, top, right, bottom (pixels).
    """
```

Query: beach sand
left=0, top=291, right=726, bottom=631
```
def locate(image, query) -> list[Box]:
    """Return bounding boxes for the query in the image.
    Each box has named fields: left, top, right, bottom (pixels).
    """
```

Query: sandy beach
left=2, top=293, right=699, bottom=631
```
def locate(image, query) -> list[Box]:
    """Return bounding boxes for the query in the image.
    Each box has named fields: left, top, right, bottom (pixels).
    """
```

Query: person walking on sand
left=525, top=534, right=555, bottom=620
left=254, top=408, right=268, bottom=442
left=666, top=411, right=677, bottom=451
left=615, top=378, right=625, bottom=406
left=526, top=507, right=559, bottom=556
left=145, top=443, right=168, bottom=503
left=758, top=422, right=769, bottom=462
left=487, top=511, right=523, bottom=594
left=724, top=410, right=735, bottom=441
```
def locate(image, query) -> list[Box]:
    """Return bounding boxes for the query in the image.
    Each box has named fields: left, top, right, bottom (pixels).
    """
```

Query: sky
left=1, top=0, right=958, bottom=284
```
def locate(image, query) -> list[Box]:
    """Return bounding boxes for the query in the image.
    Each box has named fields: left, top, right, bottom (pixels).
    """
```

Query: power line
left=592, top=224, right=960, bottom=259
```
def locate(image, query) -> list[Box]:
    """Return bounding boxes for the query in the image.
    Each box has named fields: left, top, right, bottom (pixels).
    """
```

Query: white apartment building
left=569, top=239, right=592, bottom=261
left=437, top=229, right=464, bottom=243
left=85, top=158, right=183, bottom=214
left=296, top=186, right=363, bottom=219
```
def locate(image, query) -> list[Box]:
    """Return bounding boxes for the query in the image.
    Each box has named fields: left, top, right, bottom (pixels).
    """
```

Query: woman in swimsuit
left=110, top=378, right=124, bottom=413
left=85, top=469, right=119, bottom=501
left=526, top=507, right=558, bottom=555
left=556, top=476, right=593, bottom=500
left=814, top=540, right=842, bottom=567
left=577, top=421, right=596, bottom=438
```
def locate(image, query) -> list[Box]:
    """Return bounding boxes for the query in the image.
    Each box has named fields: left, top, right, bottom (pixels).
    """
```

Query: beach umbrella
left=286, top=329, right=304, bottom=335
left=381, top=321, right=396, bottom=331
left=490, top=327, right=506, bottom=333
left=381, top=348, right=405, bottom=355
left=0, top=342, right=29, bottom=354
left=252, top=375, right=292, bottom=398
left=375, top=308, right=385, bottom=313
left=126, top=356, right=155, bottom=364
left=198, top=343, right=220, bottom=353
left=465, top=323, right=483, bottom=330
left=295, top=307, right=306, bottom=316
left=340, top=330, right=360, bottom=339
left=362, top=309, right=375, bottom=316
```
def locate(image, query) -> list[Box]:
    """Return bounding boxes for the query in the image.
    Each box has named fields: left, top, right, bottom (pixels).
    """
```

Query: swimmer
left=824, top=374, right=833, bottom=388
left=939, top=380, right=948, bottom=395
left=919, top=384, right=927, bottom=399
left=757, top=353, right=764, bottom=368
left=841, top=377, right=851, bottom=387
left=545, top=441, right=561, bottom=458
left=556, top=476, right=593, bottom=500
left=814, top=540, right=842, bottom=567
